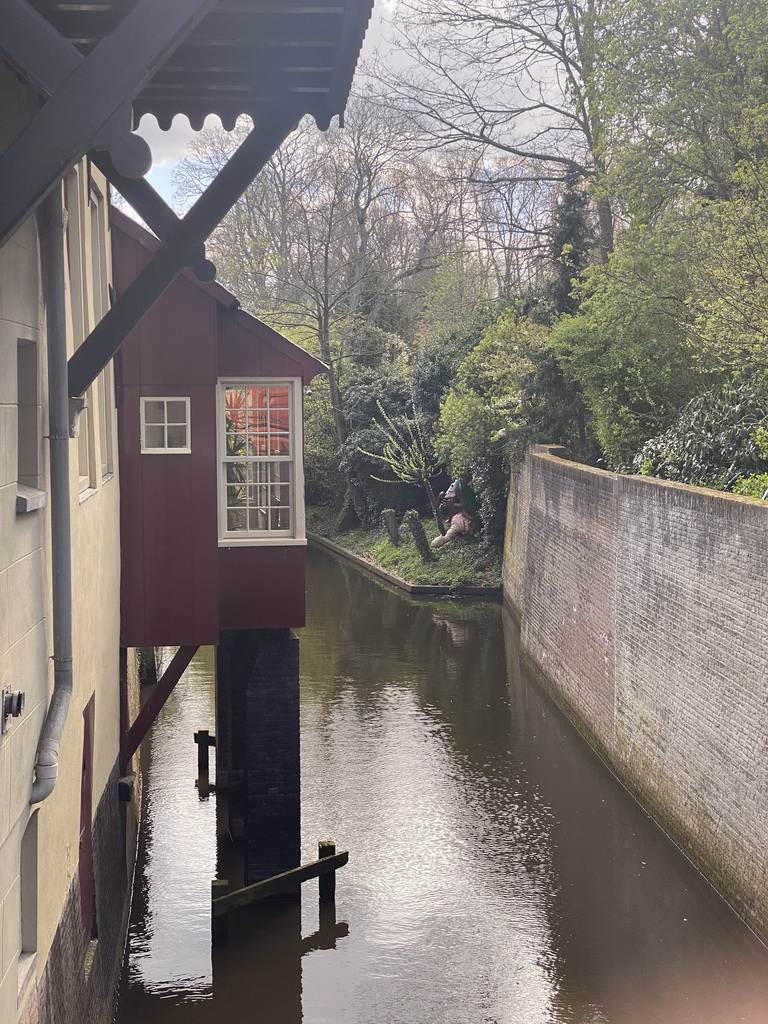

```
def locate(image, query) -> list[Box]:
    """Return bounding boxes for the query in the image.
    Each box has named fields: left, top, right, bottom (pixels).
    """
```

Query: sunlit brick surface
left=504, top=447, right=768, bottom=941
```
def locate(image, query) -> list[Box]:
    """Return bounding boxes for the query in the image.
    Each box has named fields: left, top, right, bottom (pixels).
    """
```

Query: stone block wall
left=504, top=447, right=768, bottom=940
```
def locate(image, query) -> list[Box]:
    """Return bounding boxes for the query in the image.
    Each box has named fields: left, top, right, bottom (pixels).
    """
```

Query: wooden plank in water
left=212, top=851, right=349, bottom=916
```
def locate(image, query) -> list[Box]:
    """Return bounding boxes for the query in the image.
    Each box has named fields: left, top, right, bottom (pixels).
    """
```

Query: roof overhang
left=0, top=0, right=371, bottom=397
left=27, top=0, right=372, bottom=131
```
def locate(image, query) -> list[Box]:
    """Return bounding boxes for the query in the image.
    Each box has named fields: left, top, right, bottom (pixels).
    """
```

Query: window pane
left=227, top=484, right=246, bottom=507
left=248, top=386, right=268, bottom=409
left=272, top=484, right=290, bottom=507
left=248, top=435, right=269, bottom=456
left=270, top=434, right=290, bottom=456
left=226, top=463, right=247, bottom=484
left=251, top=483, right=270, bottom=507
left=144, top=400, right=165, bottom=424
left=271, top=462, right=290, bottom=483
left=226, top=432, right=247, bottom=456
left=166, top=400, right=187, bottom=424
left=227, top=509, right=247, bottom=532
left=226, top=388, right=246, bottom=410
left=247, top=409, right=268, bottom=431
left=269, top=409, right=289, bottom=432
left=269, top=386, right=289, bottom=408
left=248, top=507, right=269, bottom=531
left=167, top=424, right=187, bottom=448
left=144, top=424, right=164, bottom=449
left=270, top=507, right=290, bottom=530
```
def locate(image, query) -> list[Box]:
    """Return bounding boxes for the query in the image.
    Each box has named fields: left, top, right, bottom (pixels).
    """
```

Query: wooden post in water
left=194, top=729, right=215, bottom=774
left=318, top=841, right=336, bottom=901
left=212, top=879, right=229, bottom=946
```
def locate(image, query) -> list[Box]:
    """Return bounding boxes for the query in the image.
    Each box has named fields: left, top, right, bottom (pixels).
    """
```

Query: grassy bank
left=306, top=505, right=502, bottom=589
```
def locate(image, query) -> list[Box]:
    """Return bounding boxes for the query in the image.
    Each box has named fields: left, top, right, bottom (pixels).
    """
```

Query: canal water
left=115, top=545, right=768, bottom=1024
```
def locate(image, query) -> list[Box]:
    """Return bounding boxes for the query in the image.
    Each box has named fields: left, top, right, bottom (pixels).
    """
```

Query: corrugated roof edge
left=111, top=204, right=330, bottom=381
left=320, top=0, right=375, bottom=129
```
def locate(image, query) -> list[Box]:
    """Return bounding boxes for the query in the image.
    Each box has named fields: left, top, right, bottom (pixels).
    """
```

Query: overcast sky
left=135, top=0, right=395, bottom=202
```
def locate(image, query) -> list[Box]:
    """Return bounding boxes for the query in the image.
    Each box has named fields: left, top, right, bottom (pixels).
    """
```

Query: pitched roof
left=112, top=204, right=329, bottom=380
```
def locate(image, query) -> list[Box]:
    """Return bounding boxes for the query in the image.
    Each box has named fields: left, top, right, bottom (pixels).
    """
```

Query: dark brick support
left=217, top=629, right=301, bottom=885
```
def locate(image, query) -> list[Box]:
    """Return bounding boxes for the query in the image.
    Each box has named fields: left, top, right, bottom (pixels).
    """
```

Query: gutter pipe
left=31, top=190, right=73, bottom=804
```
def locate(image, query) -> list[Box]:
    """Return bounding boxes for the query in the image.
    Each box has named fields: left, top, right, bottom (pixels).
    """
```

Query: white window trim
left=140, top=396, right=191, bottom=454
left=216, top=378, right=306, bottom=546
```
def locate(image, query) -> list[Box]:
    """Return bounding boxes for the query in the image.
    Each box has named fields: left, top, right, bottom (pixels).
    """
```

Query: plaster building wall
left=1, top=62, right=134, bottom=1024
left=503, top=446, right=768, bottom=941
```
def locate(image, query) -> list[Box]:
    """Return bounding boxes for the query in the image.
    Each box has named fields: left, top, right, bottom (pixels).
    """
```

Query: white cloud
left=135, top=113, right=222, bottom=167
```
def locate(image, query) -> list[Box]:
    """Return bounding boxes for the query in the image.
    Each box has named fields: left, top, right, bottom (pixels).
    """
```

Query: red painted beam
left=120, top=645, right=198, bottom=771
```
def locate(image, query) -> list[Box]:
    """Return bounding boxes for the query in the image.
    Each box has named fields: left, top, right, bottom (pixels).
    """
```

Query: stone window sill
left=18, top=951, right=37, bottom=1004
left=16, top=485, right=47, bottom=514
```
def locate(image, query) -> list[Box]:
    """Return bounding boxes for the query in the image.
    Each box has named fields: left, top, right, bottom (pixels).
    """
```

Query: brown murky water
left=115, top=545, right=768, bottom=1024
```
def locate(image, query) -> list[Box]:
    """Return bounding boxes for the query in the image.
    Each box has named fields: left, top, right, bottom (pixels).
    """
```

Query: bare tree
left=172, top=99, right=456, bottom=514
left=372, top=0, right=614, bottom=259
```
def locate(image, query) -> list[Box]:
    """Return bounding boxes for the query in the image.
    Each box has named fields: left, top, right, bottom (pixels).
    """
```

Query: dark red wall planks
left=113, top=208, right=322, bottom=647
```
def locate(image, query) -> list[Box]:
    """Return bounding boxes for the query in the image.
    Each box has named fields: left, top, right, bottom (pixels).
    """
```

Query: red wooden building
left=112, top=206, right=327, bottom=648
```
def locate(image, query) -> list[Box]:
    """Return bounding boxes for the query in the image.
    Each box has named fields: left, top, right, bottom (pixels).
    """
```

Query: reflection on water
left=116, top=546, right=768, bottom=1024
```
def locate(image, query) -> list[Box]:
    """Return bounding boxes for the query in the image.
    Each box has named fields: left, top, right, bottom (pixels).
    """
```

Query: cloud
left=135, top=113, right=222, bottom=167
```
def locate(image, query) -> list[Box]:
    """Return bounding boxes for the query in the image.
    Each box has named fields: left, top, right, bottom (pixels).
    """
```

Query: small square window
left=140, top=397, right=191, bottom=453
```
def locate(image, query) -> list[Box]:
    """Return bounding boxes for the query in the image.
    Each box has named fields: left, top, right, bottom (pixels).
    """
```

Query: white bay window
left=218, top=379, right=305, bottom=544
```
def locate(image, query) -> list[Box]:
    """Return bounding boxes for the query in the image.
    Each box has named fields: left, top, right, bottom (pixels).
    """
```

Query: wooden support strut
left=120, top=645, right=198, bottom=772
left=91, top=153, right=216, bottom=283
left=0, top=0, right=219, bottom=248
left=0, top=0, right=151, bottom=180
left=212, top=850, right=349, bottom=917
left=68, top=102, right=303, bottom=399
left=0, top=3, right=214, bottom=281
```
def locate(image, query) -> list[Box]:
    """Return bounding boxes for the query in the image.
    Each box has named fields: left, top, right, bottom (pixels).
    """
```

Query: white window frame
left=140, top=397, right=191, bottom=454
left=217, top=378, right=306, bottom=546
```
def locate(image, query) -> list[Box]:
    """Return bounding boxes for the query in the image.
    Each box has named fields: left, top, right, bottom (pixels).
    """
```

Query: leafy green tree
left=548, top=213, right=711, bottom=468
left=358, top=399, right=445, bottom=526
left=546, top=167, right=594, bottom=316
left=436, top=312, right=550, bottom=542
left=634, top=377, right=768, bottom=488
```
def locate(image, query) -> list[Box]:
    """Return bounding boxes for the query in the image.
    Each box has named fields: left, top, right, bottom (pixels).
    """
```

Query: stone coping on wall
left=307, top=533, right=502, bottom=599
left=531, top=443, right=768, bottom=507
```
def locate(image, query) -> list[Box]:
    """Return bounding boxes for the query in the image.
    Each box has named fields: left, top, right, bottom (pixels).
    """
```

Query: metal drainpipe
left=30, top=190, right=74, bottom=805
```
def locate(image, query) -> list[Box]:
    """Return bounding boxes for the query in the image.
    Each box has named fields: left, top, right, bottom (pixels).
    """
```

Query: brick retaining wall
left=504, top=446, right=768, bottom=940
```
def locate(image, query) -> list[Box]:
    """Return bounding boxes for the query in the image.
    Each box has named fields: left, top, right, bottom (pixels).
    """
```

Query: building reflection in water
left=116, top=548, right=768, bottom=1024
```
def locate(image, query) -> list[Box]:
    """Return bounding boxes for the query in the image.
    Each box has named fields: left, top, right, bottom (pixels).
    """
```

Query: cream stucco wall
left=0, top=62, right=123, bottom=1024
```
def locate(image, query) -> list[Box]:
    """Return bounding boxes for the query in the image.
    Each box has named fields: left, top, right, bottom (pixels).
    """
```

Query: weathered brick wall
left=20, top=763, right=138, bottom=1024
left=504, top=448, right=768, bottom=940
left=217, top=629, right=301, bottom=886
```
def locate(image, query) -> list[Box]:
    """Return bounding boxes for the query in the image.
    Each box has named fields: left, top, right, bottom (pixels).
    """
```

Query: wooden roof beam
left=0, top=0, right=218, bottom=248
left=68, top=101, right=304, bottom=399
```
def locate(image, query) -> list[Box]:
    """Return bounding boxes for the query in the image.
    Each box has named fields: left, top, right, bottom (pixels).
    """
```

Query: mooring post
left=212, top=879, right=229, bottom=946
left=194, top=729, right=215, bottom=774
left=318, top=841, right=336, bottom=901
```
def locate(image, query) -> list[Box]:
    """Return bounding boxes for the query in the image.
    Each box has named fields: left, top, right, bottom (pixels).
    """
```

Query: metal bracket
left=68, top=395, right=87, bottom=438
left=2, top=686, right=25, bottom=733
